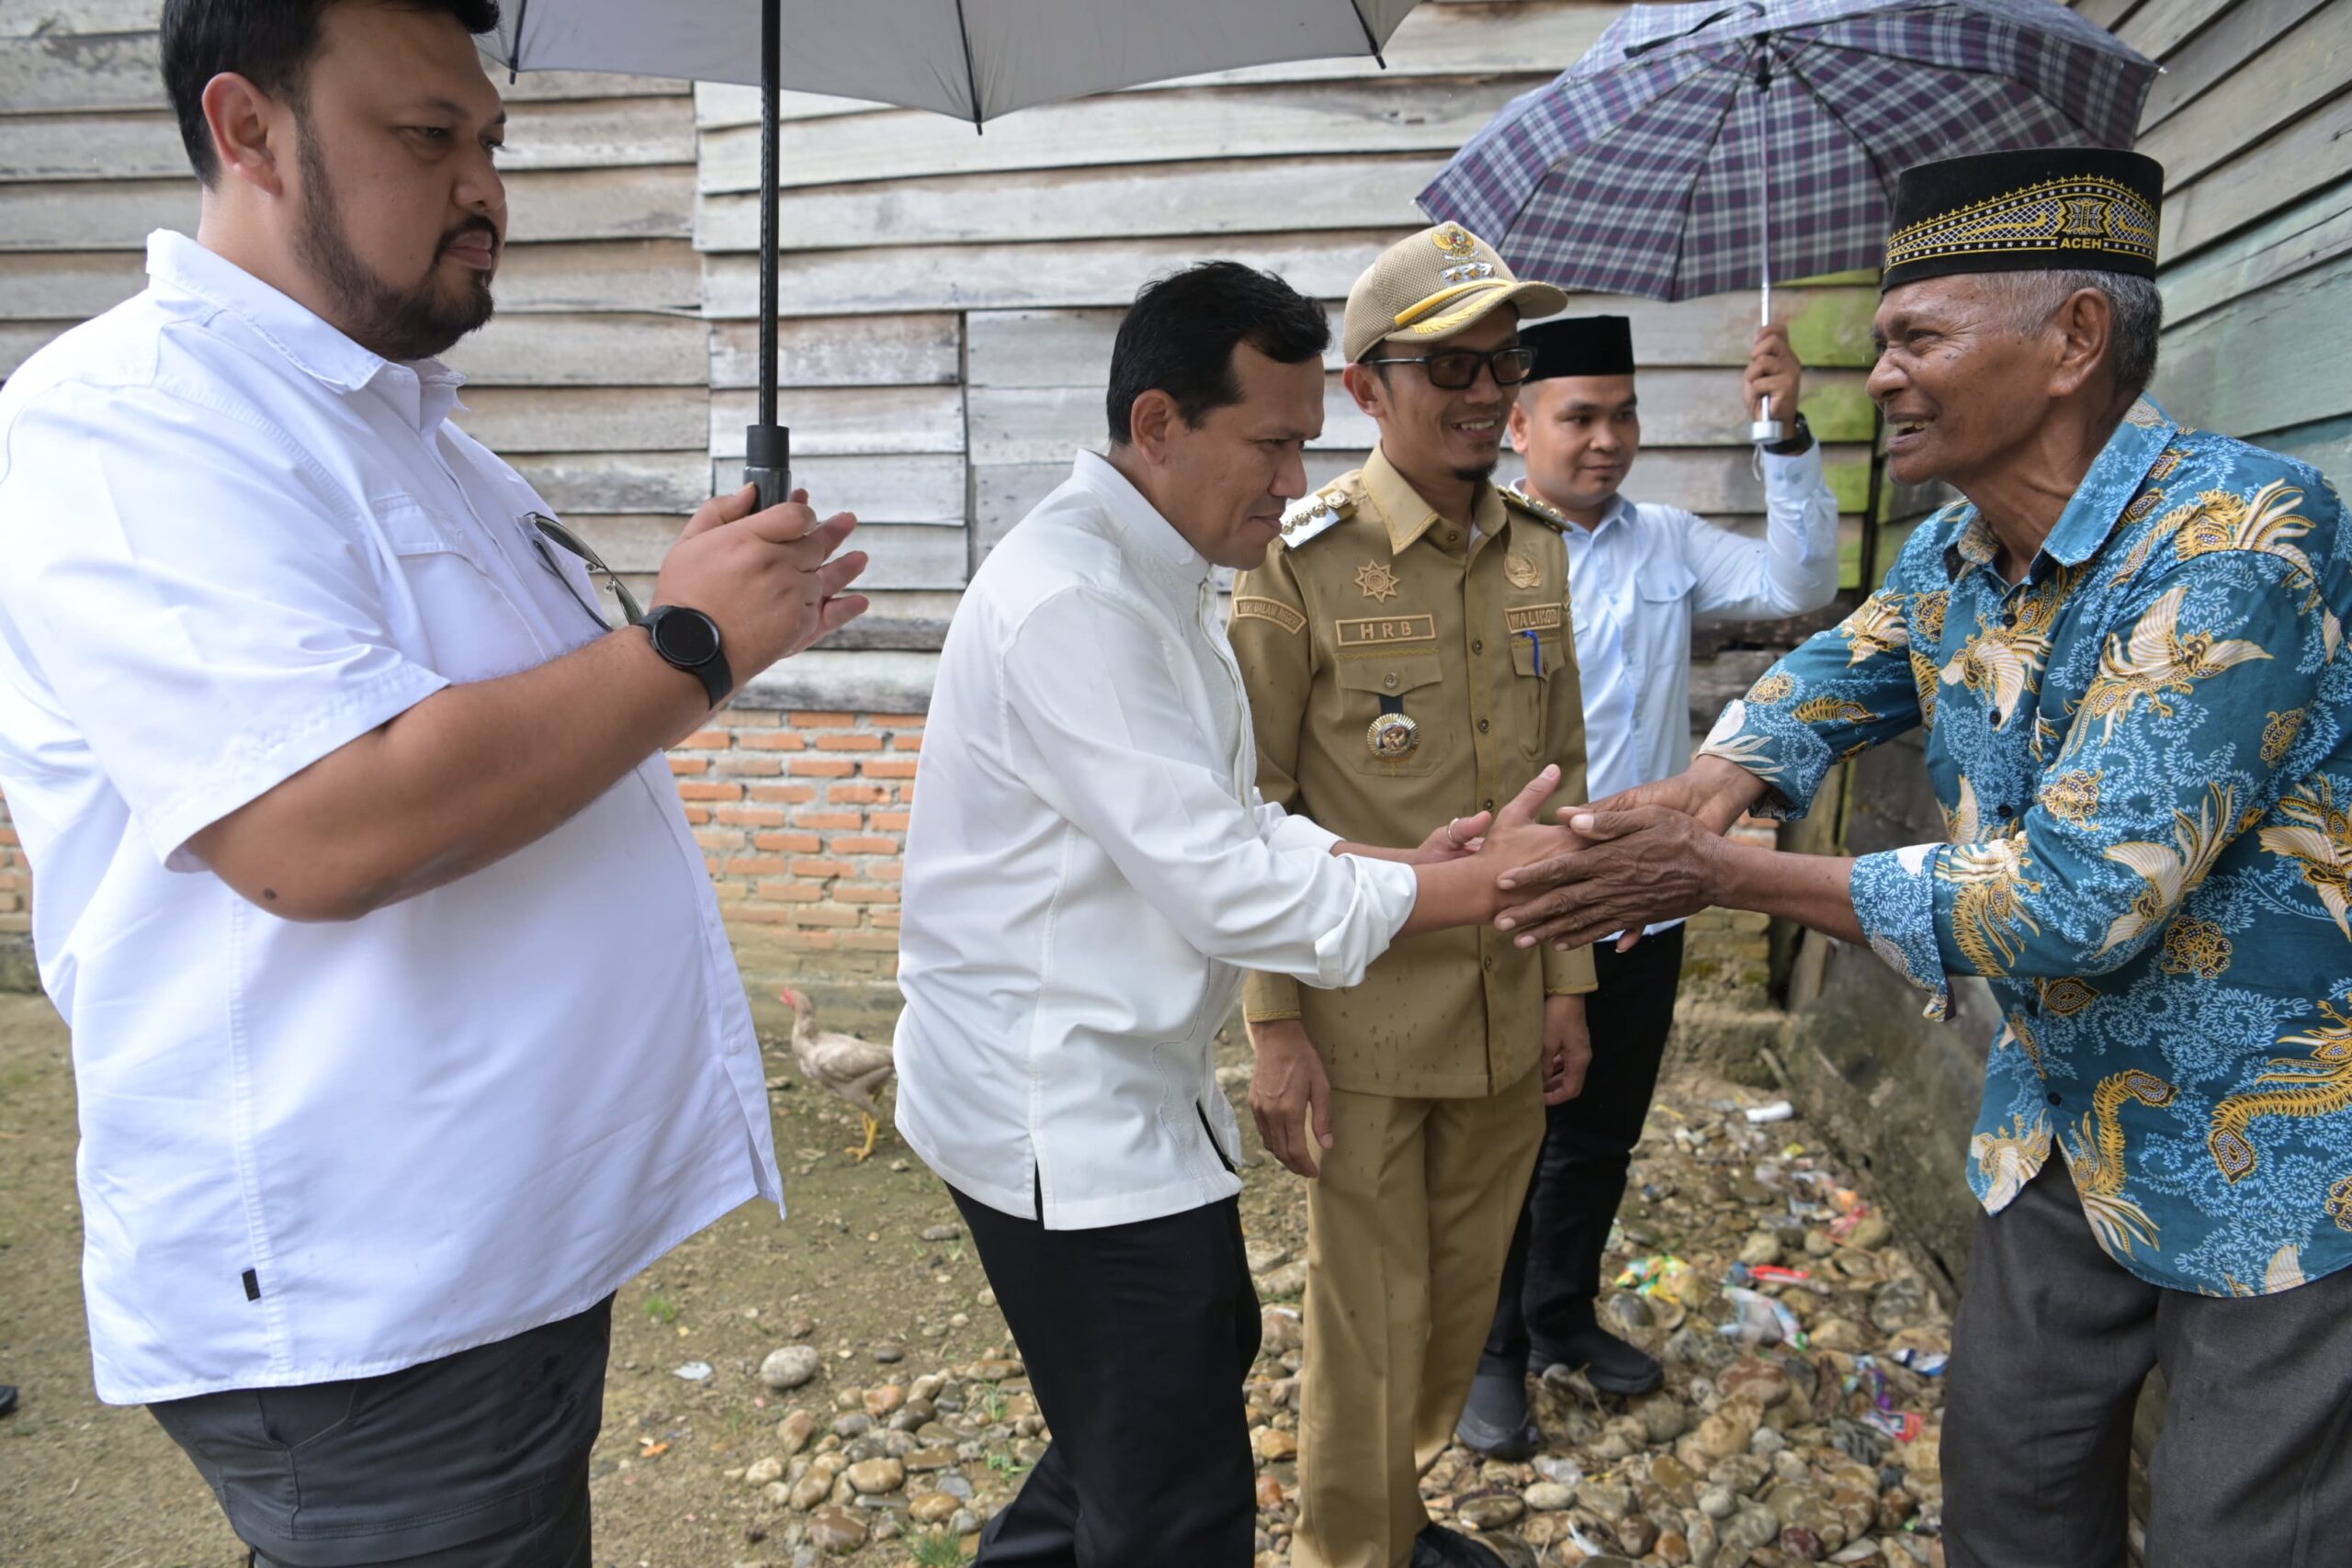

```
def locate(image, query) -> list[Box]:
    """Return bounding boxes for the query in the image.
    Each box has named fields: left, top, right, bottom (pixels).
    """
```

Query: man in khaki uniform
left=1228, top=224, right=1598, bottom=1568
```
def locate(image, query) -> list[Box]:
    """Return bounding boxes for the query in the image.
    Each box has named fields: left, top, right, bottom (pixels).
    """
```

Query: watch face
left=655, top=609, right=720, bottom=665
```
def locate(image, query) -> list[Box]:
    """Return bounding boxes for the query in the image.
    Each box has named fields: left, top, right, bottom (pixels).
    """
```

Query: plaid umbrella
left=1417, top=0, right=2157, bottom=303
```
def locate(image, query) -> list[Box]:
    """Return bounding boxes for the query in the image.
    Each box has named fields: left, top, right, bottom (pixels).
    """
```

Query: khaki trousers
left=1292, top=1069, right=1546, bottom=1568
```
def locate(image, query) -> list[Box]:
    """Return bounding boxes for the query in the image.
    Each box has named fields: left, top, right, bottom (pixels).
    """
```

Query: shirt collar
left=1069, top=450, right=1213, bottom=592
left=1509, top=479, right=1627, bottom=544
left=144, top=229, right=468, bottom=434
left=1363, top=445, right=1507, bottom=555
left=1941, top=396, right=2181, bottom=583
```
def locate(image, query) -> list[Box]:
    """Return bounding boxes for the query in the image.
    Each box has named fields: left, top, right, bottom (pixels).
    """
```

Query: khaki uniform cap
left=1341, top=222, right=1570, bottom=364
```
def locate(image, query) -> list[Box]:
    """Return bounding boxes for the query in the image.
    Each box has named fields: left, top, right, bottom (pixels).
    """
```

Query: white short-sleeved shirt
left=0, top=231, right=781, bottom=1404
left=894, top=454, right=1419, bottom=1230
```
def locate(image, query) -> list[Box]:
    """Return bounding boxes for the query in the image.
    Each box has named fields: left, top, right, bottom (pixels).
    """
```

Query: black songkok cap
left=1522, top=315, right=1634, bottom=379
left=1882, top=147, right=2162, bottom=293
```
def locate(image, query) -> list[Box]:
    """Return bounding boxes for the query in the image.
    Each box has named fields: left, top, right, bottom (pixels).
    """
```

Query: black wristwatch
left=1767, top=412, right=1815, bottom=457
left=643, top=605, right=731, bottom=707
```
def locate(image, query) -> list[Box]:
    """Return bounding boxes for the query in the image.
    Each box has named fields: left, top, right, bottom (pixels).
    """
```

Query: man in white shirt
left=0, top=4, right=865, bottom=1562
left=894, top=262, right=1589, bottom=1567
left=1458, top=314, right=1840, bottom=1439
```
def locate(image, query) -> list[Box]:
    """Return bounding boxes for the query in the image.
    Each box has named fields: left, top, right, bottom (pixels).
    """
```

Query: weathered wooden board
left=443, top=312, right=707, bottom=387
left=2155, top=265, right=2352, bottom=440
left=2141, top=3, right=2352, bottom=190
left=0, top=175, right=191, bottom=251
left=0, top=28, right=161, bottom=115
left=504, top=165, right=695, bottom=243
left=968, top=367, right=1874, bottom=467
left=492, top=239, right=699, bottom=314
left=0, top=0, right=158, bottom=36
left=707, top=313, right=959, bottom=389
left=698, top=77, right=1545, bottom=195
left=694, top=454, right=967, bottom=525
left=0, top=317, right=63, bottom=376
left=2116, top=0, right=2235, bottom=62
left=2070, top=0, right=2141, bottom=31
left=707, top=231, right=1396, bottom=318
left=805, top=591, right=963, bottom=652
left=2262, top=413, right=2352, bottom=491
left=694, top=1, right=1606, bottom=130
left=0, top=108, right=183, bottom=181
left=448, top=385, right=706, bottom=452
left=2164, top=91, right=2352, bottom=263
left=2135, top=0, right=2331, bottom=130
left=975, top=444, right=1873, bottom=548
left=707, top=385, right=966, bottom=458
left=2161, top=182, right=2352, bottom=328
left=0, top=248, right=143, bottom=318
left=696, top=153, right=1441, bottom=253
left=964, top=288, right=1878, bottom=389
left=507, top=450, right=710, bottom=514
left=575, top=512, right=965, bottom=589
left=486, top=66, right=693, bottom=104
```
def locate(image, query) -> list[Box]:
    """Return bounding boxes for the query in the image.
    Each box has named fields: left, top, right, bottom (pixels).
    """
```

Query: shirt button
left=1482, top=956, right=1495, bottom=972
left=2046, top=1091, right=2064, bottom=1107
left=1484, top=798, right=1495, bottom=811
left=1383, top=672, right=1398, bottom=690
left=2002, top=610, right=2018, bottom=628
left=1447, top=530, right=1461, bottom=544
left=1471, top=639, right=1483, bottom=654
left=1478, top=718, right=1490, bottom=733
left=1988, top=709, right=2004, bottom=727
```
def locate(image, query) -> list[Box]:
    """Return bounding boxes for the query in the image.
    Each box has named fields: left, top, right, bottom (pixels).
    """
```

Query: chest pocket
left=1336, top=652, right=1449, bottom=778
left=373, top=497, right=557, bottom=683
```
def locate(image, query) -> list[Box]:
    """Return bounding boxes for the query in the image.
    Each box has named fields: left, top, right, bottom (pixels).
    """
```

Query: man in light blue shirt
left=1460, top=315, right=1839, bottom=1446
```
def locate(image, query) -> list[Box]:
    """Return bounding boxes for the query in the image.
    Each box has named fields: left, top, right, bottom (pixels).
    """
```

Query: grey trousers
left=149, top=1296, right=610, bottom=1567
left=1942, top=1160, right=2352, bottom=1568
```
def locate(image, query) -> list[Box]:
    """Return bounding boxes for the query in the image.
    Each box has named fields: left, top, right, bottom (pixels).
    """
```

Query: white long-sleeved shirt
left=894, top=453, right=1419, bottom=1230
left=1533, top=446, right=1839, bottom=933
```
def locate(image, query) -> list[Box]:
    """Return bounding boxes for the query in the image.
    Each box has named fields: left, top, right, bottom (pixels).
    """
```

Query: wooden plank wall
left=2097, top=0, right=2352, bottom=491
left=690, top=0, right=1883, bottom=654
left=0, top=0, right=707, bottom=582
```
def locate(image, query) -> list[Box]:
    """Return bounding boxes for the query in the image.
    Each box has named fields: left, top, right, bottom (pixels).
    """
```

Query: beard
left=1453, top=459, right=1500, bottom=485
left=293, top=118, right=496, bottom=363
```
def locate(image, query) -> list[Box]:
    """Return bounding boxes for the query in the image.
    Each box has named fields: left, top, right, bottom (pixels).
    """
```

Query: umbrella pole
left=743, top=0, right=790, bottom=511
left=1749, top=55, right=1782, bottom=448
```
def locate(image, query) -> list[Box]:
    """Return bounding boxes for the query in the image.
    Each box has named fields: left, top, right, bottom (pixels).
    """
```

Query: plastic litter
left=673, top=1360, right=714, bottom=1381
left=1744, top=1100, right=1796, bottom=1123
left=1613, top=1254, right=1700, bottom=1305
left=1720, top=1284, right=1806, bottom=1348
left=1861, top=1408, right=1924, bottom=1442
left=1890, top=1347, right=1950, bottom=1376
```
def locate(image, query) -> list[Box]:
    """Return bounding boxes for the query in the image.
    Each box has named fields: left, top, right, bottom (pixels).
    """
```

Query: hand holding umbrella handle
left=744, top=422, right=793, bottom=515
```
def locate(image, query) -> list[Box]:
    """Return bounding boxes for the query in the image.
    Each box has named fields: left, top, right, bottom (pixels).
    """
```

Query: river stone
left=845, top=1457, right=905, bottom=1495
left=909, top=1491, right=960, bottom=1525
left=805, top=1505, right=867, bottom=1553
left=776, top=1409, right=817, bottom=1455
left=1615, top=1515, right=1660, bottom=1556
left=1640, top=1393, right=1692, bottom=1443
left=1721, top=1357, right=1793, bottom=1408
left=744, top=1456, right=786, bottom=1486
left=1455, top=1495, right=1524, bottom=1530
left=1870, top=1278, right=1932, bottom=1335
left=761, top=1345, right=821, bottom=1391
left=1698, top=1484, right=1737, bottom=1520
left=1523, top=1481, right=1576, bottom=1512
left=1577, top=1479, right=1634, bottom=1522
left=1739, top=1232, right=1782, bottom=1267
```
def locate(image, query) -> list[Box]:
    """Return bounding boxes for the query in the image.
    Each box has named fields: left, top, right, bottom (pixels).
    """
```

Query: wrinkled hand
left=1249, top=1019, right=1334, bottom=1178
left=1743, top=323, right=1804, bottom=429
left=1408, top=807, right=1493, bottom=864
left=654, top=485, right=870, bottom=682
left=1498, top=806, right=1725, bottom=952
left=1541, top=993, right=1591, bottom=1105
left=1465, top=765, right=1578, bottom=891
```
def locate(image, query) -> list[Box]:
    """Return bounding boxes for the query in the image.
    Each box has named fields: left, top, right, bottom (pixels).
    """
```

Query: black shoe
left=0, top=1385, right=16, bottom=1418
left=1453, top=1369, right=1539, bottom=1460
left=1412, top=1523, right=1508, bottom=1568
left=1533, top=1323, right=1663, bottom=1396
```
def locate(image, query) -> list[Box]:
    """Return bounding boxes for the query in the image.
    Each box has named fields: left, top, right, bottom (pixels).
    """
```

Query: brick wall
left=0, top=790, right=24, bottom=937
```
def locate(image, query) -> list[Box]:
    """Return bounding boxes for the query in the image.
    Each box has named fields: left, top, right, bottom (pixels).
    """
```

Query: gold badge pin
left=1367, top=711, right=1419, bottom=761
left=1504, top=554, right=1541, bottom=590
left=1355, top=561, right=1401, bottom=603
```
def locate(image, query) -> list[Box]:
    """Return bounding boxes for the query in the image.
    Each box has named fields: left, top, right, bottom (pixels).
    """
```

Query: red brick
left=869, top=812, right=911, bottom=832
left=716, top=755, right=785, bottom=776
left=868, top=713, right=926, bottom=729
left=869, top=908, right=902, bottom=928
left=741, top=731, right=809, bottom=751
left=793, top=758, right=857, bottom=778
left=814, top=733, right=885, bottom=751
left=833, top=885, right=899, bottom=905
left=668, top=756, right=709, bottom=775
left=682, top=729, right=732, bottom=750
left=716, top=806, right=787, bottom=828
left=721, top=854, right=788, bottom=876
left=750, top=784, right=818, bottom=804
left=754, top=879, right=824, bottom=903
left=828, top=784, right=891, bottom=806
left=676, top=781, right=743, bottom=801
left=726, top=709, right=782, bottom=728
left=862, top=758, right=920, bottom=780
left=791, top=711, right=856, bottom=728
left=731, top=906, right=798, bottom=926
left=680, top=805, right=712, bottom=825
left=839, top=931, right=902, bottom=953
left=791, top=858, right=856, bottom=879
left=791, top=905, right=862, bottom=928
left=796, top=810, right=864, bottom=831
left=868, top=863, right=903, bottom=883
left=693, top=828, right=746, bottom=852
left=890, top=734, right=924, bottom=752
left=832, top=836, right=901, bottom=856
left=752, top=831, right=823, bottom=853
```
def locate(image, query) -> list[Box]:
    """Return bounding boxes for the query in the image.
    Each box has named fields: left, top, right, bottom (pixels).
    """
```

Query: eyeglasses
left=1361, top=344, right=1537, bottom=390
left=526, top=512, right=644, bottom=629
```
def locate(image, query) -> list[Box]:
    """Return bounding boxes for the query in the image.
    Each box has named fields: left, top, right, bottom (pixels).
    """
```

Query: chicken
left=779, top=987, right=897, bottom=1161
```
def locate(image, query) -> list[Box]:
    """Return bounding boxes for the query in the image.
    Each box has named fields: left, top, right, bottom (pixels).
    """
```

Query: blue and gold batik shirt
left=1702, top=399, right=2352, bottom=1296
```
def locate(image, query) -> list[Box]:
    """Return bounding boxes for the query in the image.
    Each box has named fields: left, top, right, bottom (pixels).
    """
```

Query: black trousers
left=149, top=1296, right=611, bottom=1567
left=1943, top=1159, right=2352, bottom=1567
left=951, top=1186, right=1261, bottom=1568
left=1482, top=926, right=1684, bottom=1378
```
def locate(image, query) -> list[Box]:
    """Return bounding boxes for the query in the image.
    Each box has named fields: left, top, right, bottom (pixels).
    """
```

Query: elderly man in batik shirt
left=1487, top=147, right=2352, bottom=1567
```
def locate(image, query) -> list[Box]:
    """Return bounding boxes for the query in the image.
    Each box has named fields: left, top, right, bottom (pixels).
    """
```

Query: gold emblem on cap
left=1504, top=554, right=1541, bottom=590
left=1367, top=711, right=1420, bottom=761
left=1355, top=560, right=1401, bottom=603
left=1430, top=221, right=1496, bottom=286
